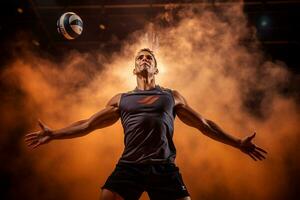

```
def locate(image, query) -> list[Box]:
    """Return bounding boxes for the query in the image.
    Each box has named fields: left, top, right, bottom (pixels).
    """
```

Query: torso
left=118, top=85, right=177, bottom=164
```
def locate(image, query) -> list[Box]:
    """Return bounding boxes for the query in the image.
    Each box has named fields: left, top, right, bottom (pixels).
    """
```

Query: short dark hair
left=136, top=48, right=157, bottom=67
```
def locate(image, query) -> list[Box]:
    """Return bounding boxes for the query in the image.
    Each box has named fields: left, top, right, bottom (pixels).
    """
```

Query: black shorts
left=101, top=162, right=190, bottom=200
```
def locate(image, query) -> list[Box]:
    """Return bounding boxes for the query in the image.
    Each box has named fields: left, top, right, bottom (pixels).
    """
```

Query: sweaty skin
left=25, top=50, right=267, bottom=200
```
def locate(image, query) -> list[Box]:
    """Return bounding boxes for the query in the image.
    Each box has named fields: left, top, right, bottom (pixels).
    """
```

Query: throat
left=136, top=75, right=156, bottom=90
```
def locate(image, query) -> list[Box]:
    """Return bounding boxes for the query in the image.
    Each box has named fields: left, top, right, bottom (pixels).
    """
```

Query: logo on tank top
left=137, top=95, right=159, bottom=105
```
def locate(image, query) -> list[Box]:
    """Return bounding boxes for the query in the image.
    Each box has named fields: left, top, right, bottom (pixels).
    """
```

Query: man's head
left=133, top=48, right=158, bottom=76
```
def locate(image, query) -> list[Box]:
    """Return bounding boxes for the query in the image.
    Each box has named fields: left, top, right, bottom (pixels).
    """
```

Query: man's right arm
left=25, top=93, right=121, bottom=148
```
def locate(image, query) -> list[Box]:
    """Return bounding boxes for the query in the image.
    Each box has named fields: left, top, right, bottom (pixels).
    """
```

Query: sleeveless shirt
left=118, top=85, right=176, bottom=164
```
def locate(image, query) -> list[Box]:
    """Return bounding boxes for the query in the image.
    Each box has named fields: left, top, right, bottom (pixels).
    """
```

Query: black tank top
left=118, top=85, right=176, bottom=164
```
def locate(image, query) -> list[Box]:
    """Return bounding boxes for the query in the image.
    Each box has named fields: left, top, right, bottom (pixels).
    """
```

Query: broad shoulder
left=171, top=90, right=187, bottom=107
left=158, top=86, right=187, bottom=106
left=106, top=93, right=122, bottom=107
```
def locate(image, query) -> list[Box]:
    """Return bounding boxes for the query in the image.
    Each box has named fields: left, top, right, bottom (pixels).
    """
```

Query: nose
left=141, top=56, right=148, bottom=61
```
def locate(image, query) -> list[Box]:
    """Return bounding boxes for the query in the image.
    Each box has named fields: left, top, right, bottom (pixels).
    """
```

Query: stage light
left=99, top=24, right=106, bottom=30
left=32, top=39, right=40, bottom=46
left=261, top=20, right=267, bottom=27
left=258, top=16, right=271, bottom=28
left=17, top=8, right=23, bottom=14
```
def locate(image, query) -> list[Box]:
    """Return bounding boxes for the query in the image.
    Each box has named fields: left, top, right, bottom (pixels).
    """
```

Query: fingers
left=26, top=139, right=43, bottom=149
left=25, top=136, right=37, bottom=144
left=25, top=131, right=40, bottom=138
left=27, top=139, right=37, bottom=146
left=243, top=132, right=268, bottom=161
left=246, top=148, right=267, bottom=161
left=25, top=131, right=41, bottom=141
left=38, top=119, right=46, bottom=130
left=25, top=135, right=38, bottom=141
left=252, top=150, right=266, bottom=160
left=25, top=120, right=50, bottom=149
left=256, top=150, right=266, bottom=159
left=255, top=145, right=268, bottom=154
left=247, top=153, right=257, bottom=161
left=26, top=136, right=45, bottom=149
left=25, top=137, right=37, bottom=144
left=29, top=141, right=41, bottom=149
left=246, top=132, right=256, bottom=142
left=24, top=131, right=42, bottom=148
left=26, top=139, right=39, bottom=149
left=32, top=141, right=42, bottom=149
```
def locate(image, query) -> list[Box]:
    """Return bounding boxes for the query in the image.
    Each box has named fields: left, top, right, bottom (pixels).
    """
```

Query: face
left=134, top=50, right=158, bottom=76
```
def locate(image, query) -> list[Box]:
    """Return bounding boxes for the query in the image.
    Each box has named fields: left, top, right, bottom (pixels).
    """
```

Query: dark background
left=0, top=0, right=299, bottom=72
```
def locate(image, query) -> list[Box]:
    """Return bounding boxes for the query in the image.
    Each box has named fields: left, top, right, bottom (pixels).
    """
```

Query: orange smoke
left=1, top=2, right=300, bottom=200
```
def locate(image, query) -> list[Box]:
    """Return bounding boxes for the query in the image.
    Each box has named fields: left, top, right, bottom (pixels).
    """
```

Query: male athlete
left=25, top=48, right=267, bottom=200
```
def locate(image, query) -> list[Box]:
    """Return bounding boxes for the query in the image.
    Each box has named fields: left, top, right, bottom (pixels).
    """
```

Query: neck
left=136, top=74, right=156, bottom=90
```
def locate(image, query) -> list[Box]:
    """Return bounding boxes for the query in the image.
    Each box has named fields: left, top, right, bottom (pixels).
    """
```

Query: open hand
left=25, top=120, right=53, bottom=149
left=239, top=132, right=267, bottom=161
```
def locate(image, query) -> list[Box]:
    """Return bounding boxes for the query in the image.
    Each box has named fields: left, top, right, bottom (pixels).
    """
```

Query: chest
left=120, top=93, right=174, bottom=113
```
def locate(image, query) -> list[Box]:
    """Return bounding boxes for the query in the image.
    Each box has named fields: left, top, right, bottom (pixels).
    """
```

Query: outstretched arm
left=25, top=93, right=121, bottom=148
left=173, top=90, right=267, bottom=161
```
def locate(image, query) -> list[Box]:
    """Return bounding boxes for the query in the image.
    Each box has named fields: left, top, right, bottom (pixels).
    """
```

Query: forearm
left=52, top=120, right=91, bottom=140
left=51, top=106, right=119, bottom=140
left=176, top=104, right=241, bottom=149
left=199, top=119, right=241, bottom=148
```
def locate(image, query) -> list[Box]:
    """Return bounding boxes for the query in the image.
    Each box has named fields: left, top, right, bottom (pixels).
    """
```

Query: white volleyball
left=57, top=12, right=83, bottom=40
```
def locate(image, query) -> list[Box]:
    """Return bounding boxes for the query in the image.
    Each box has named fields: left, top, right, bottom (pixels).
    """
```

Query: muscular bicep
left=173, top=90, right=208, bottom=131
left=176, top=104, right=208, bottom=131
left=106, top=93, right=122, bottom=107
left=86, top=94, right=121, bottom=131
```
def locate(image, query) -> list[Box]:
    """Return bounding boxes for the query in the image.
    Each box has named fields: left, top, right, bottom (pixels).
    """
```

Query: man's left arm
left=173, top=90, right=267, bottom=161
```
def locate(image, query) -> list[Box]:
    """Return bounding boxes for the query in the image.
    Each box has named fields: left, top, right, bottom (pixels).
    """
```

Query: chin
left=138, top=70, right=153, bottom=76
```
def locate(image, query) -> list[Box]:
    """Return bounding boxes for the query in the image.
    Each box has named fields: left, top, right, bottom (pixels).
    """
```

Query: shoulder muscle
left=106, top=93, right=122, bottom=108
left=172, top=90, right=187, bottom=107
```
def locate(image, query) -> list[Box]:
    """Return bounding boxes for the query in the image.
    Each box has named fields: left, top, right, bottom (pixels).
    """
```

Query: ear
left=154, top=68, right=159, bottom=75
left=133, top=67, right=137, bottom=75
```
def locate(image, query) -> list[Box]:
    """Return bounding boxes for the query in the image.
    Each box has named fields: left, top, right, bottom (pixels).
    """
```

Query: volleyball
left=57, top=12, right=83, bottom=40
